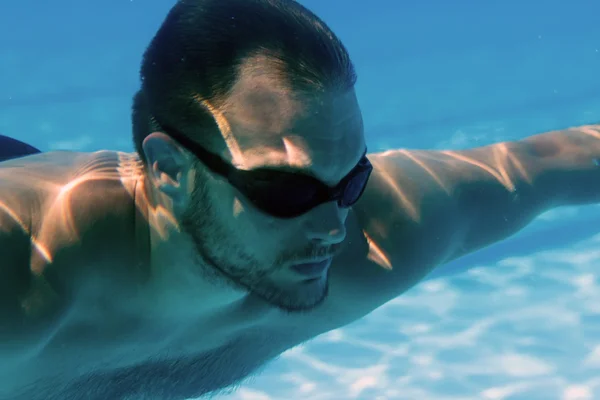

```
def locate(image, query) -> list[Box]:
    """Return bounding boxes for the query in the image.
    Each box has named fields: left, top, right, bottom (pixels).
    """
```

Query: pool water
left=1, top=0, right=600, bottom=399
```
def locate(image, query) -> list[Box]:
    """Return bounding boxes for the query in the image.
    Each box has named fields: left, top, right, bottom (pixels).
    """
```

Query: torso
left=4, top=308, right=321, bottom=400
left=0, top=151, right=360, bottom=400
left=2, top=274, right=348, bottom=400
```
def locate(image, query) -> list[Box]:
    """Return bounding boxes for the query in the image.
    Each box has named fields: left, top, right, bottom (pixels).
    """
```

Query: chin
left=254, top=275, right=330, bottom=313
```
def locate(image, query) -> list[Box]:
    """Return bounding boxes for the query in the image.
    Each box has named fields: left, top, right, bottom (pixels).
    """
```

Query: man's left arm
left=333, top=124, right=600, bottom=315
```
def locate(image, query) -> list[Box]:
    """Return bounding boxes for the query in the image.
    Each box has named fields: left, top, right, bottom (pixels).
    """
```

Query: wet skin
left=2, top=59, right=600, bottom=399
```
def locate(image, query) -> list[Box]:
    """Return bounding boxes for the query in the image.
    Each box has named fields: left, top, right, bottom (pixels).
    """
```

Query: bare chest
left=5, top=311, right=314, bottom=400
left=60, top=329, right=295, bottom=400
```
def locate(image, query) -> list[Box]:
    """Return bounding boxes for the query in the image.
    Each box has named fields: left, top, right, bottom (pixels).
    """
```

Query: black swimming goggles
left=163, top=125, right=373, bottom=219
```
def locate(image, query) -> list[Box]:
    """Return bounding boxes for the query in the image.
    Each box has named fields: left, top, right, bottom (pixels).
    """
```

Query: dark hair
left=132, top=0, right=356, bottom=162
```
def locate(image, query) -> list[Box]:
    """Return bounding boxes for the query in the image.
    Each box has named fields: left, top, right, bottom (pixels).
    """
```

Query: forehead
left=207, top=57, right=365, bottom=184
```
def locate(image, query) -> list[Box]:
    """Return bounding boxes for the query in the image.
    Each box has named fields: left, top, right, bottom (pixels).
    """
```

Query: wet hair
left=131, top=0, right=356, bottom=163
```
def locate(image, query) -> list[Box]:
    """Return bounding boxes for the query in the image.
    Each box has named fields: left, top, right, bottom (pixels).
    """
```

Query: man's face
left=181, top=60, right=365, bottom=312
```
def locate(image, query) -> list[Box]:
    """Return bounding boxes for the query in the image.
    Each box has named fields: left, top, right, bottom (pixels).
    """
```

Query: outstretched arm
left=335, top=124, right=600, bottom=314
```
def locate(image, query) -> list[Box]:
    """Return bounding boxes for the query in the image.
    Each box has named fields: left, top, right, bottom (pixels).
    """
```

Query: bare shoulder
left=0, top=151, right=143, bottom=259
left=328, top=126, right=600, bottom=321
left=0, top=152, right=81, bottom=357
left=0, top=151, right=146, bottom=357
left=325, top=142, right=534, bottom=320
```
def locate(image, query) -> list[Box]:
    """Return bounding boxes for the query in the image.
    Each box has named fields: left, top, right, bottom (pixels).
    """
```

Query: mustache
left=285, top=241, right=345, bottom=263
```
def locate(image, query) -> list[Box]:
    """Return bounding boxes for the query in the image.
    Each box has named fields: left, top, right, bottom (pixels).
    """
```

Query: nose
left=303, top=201, right=348, bottom=245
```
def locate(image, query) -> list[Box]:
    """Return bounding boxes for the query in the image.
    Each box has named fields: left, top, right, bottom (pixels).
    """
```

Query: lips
left=290, top=257, right=332, bottom=277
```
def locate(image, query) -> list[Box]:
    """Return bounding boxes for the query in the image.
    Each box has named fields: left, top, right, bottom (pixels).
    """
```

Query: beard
left=180, top=170, right=332, bottom=313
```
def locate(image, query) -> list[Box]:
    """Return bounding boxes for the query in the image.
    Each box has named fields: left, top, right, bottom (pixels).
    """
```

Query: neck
left=137, top=171, right=259, bottom=321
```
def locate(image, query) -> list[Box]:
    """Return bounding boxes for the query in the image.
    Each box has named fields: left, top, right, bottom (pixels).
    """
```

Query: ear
left=142, top=131, right=193, bottom=209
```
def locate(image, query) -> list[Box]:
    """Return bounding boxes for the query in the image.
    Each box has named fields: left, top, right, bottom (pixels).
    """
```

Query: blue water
left=2, top=0, right=600, bottom=399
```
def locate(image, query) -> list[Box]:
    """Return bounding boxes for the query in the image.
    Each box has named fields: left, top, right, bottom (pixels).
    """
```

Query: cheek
left=237, top=204, right=298, bottom=250
left=212, top=182, right=299, bottom=251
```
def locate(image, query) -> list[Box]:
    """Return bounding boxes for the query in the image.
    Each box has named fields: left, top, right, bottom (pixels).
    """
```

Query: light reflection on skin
left=3, top=39, right=600, bottom=400
left=8, top=129, right=596, bottom=278
left=0, top=152, right=147, bottom=318
left=2, top=70, right=600, bottom=319
left=162, top=60, right=600, bottom=282
left=191, top=53, right=312, bottom=172
left=0, top=155, right=130, bottom=262
left=358, top=124, right=600, bottom=273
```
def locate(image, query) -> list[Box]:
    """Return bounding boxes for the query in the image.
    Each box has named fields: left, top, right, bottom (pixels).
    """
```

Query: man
left=1, top=0, right=599, bottom=399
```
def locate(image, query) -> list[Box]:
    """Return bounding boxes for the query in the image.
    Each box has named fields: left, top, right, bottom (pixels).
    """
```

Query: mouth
left=290, top=257, right=333, bottom=278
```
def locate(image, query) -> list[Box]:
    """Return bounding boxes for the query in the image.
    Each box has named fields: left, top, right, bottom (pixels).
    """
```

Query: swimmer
left=2, top=0, right=600, bottom=399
